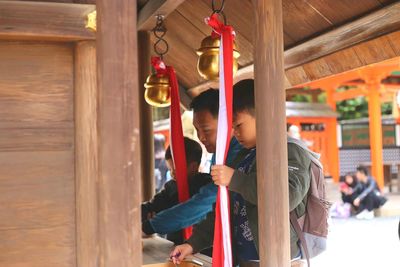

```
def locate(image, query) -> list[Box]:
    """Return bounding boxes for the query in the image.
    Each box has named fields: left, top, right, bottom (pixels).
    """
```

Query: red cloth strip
left=151, top=56, right=192, bottom=239
left=207, top=14, right=235, bottom=267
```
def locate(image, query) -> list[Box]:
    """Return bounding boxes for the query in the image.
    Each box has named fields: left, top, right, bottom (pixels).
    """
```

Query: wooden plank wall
left=0, top=41, right=76, bottom=267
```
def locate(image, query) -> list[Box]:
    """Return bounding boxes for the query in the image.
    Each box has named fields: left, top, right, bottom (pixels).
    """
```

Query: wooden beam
left=285, top=1, right=400, bottom=69
left=74, top=41, right=99, bottom=267
left=188, top=1, right=400, bottom=94
left=138, top=0, right=186, bottom=31
left=325, top=89, right=340, bottom=182
left=296, top=70, right=362, bottom=90
left=254, top=0, right=290, bottom=266
left=0, top=1, right=95, bottom=41
left=286, top=88, right=323, bottom=96
left=178, top=84, right=192, bottom=109
left=366, top=79, right=385, bottom=190
left=138, top=31, right=155, bottom=202
left=97, top=1, right=141, bottom=266
left=333, top=87, right=368, bottom=101
left=187, top=64, right=292, bottom=97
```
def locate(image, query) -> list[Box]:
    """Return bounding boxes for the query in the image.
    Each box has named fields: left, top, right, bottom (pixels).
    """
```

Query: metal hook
left=211, top=0, right=225, bottom=14
left=152, top=15, right=169, bottom=58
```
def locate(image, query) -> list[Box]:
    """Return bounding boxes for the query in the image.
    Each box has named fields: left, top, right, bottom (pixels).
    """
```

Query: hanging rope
left=206, top=3, right=235, bottom=265
left=150, top=15, right=192, bottom=239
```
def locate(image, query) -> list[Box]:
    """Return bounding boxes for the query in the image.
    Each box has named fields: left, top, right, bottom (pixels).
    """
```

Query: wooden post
left=366, top=78, right=385, bottom=189
left=138, top=31, right=155, bottom=201
left=253, top=0, right=290, bottom=266
left=96, top=1, right=142, bottom=266
left=75, top=41, right=99, bottom=267
left=325, top=87, right=340, bottom=182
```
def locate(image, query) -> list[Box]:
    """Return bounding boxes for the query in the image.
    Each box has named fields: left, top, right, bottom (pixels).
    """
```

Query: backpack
left=288, top=138, right=332, bottom=267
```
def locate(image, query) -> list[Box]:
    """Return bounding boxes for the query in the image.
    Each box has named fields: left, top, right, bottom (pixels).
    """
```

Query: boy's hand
left=211, top=165, right=234, bottom=186
left=170, top=243, right=193, bottom=265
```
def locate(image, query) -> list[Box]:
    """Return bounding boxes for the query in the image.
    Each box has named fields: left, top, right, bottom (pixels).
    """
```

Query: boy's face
left=233, top=111, right=256, bottom=149
left=345, top=175, right=354, bottom=185
left=356, top=171, right=367, bottom=182
left=193, top=110, right=218, bottom=153
left=166, top=159, right=176, bottom=180
left=166, top=158, right=199, bottom=180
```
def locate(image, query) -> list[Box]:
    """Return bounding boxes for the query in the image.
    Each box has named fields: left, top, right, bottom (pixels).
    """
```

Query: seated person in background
left=340, top=172, right=361, bottom=206
left=154, top=134, right=168, bottom=193
left=354, top=166, right=387, bottom=219
left=331, top=173, right=361, bottom=218
left=141, top=137, right=212, bottom=244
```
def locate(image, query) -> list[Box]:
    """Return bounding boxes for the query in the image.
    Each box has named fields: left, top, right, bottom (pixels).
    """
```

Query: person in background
left=331, top=173, right=360, bottom=218
left=287, top=124, right=301, bottom=140
left=287, top=124, right=313, bottom=148
left=340, top=172, right=361, bottom=207
left=354, top=166, right=387, bottom=219
left=154, top=134, right=168, bottom=193
left=141, top=137, right=212, bottom=245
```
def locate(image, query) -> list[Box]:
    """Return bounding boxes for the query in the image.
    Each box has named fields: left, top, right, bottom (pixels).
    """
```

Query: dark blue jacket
left=142, top=138, right=243, bottom=236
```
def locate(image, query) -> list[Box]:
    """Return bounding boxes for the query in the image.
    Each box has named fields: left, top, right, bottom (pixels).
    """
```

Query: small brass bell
left=196, top=35, right=240, bottom=81
left=144, top=73, right=171, bottom=107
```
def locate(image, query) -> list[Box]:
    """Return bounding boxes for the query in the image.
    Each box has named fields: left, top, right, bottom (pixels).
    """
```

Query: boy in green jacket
left=171, top=79, right=312, bottom=266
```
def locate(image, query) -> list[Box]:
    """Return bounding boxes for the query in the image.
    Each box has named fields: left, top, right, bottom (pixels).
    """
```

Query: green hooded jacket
left=186, top=141, right=312, bottom=263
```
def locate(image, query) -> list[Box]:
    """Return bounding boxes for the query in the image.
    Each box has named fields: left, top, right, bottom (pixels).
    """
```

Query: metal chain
left=152, top=15, right=169, bottom=58
left=211, top=0, right=226, bottom=24
left=211, top=0, right=225, bottom=13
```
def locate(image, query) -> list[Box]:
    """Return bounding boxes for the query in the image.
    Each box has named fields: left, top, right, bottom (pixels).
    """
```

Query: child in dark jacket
left=141, top=137, right=212, bottom=244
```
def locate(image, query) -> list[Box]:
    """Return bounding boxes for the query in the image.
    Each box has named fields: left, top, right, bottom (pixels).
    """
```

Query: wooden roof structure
left=286, top=102, right=337, bottom=118
left=1, top=1, right=400, bottom=267
left=2, top=0, right=400, bottom=102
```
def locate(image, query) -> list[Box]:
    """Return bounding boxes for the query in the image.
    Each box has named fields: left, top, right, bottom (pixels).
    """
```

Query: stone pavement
left=311, top=217, right=400, bottom=267
left=308, top=179, right=400, bottom=267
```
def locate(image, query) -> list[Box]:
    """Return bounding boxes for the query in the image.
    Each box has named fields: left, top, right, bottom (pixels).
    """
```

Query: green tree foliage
left=290, top=86, right=393, bottom=120
left=335, top=86, right=392, bottom=120
left=336, top=97, right=368, bottom=120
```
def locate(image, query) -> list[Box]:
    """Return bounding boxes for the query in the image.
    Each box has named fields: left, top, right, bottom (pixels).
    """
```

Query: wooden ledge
left=0, top=1, right=96, bottom=41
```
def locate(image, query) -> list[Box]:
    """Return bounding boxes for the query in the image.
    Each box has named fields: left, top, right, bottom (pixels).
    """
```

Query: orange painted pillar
left=325, top=88, right=340, bottom=182
left=366, top=79, right=385, bottom=190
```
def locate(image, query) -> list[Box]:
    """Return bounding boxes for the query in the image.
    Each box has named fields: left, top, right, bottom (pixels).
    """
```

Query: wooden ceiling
left=5, top=0, right=400, bottom=93
left=141, top=0, right=400, bottom=91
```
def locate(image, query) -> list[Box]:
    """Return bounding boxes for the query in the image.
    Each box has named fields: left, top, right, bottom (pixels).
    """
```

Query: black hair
left=233, top=79, right=255, bottom=116
left=165, top=137, right=203, bottom=165
left=154, top=133, right=166, bottom=154
left=343, top=172, right=357, bottom=187
left=356, top=166, right=368, bottom=176
left=190, top=89, right=219, bottom=118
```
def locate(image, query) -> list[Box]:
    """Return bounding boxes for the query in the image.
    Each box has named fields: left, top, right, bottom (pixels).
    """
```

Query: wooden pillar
left=325, top=87, right=337, bottom=111
left=253, top=0, right=290, bottom=266
left=325, top=88, right=340, bottom=182
left=366, top=78, right=385, bottom=189
left=97, top=1, right=142, bottom=266
left=138, top=31, right=155, bottom=201
left=75, top=41, right=99, bottom=267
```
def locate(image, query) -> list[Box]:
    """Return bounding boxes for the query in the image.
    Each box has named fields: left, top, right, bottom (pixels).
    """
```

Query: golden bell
left=196, top=35, right=240, bottom=81
left=144, top=73, right=171, bottom=107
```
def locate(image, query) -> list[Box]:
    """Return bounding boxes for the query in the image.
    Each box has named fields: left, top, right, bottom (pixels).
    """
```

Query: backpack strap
left=290, top=211, right=311, bottom=267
